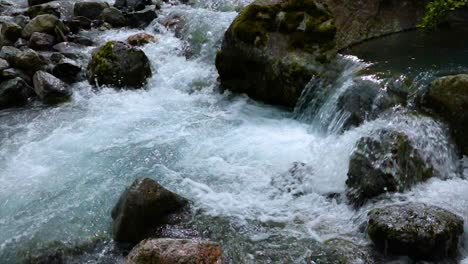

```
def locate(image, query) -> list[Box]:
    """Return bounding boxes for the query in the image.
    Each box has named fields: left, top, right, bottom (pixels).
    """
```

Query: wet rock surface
left=367, top=203, right=464, bottom=261
left=216, top=0, right=337, bottom=107
left=422, top=74, right=468, bottom=156
left=32, top=70, right=72, bottom=104
left=111, top=177, right=189, bottom=243
left=346, top=129, right=434, bottom=207
left=126, top=238, right=223, bottom=264
left=87, top=41, right=152, bottom=88
left=0, top=77, right=32, bottom=109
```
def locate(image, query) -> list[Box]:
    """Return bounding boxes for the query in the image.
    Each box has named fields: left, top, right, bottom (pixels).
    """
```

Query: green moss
left=231, top=4, right=279, bottom=46
left=90, top=41, right=117, bottom=80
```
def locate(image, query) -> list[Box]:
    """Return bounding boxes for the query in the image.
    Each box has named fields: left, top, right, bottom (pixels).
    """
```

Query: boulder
left=32, top=70, right=72, bottom=104
left=73, top=1, right=109, bottom=20
left=346, top=129, right=433, bottom=207
left=0, top=57, right=8, bottom=70
left=21, top=14, right=59, bottom=39
left=100, top=7, right=126, bottom=28
left=114, top=0, right=152, bottom=11
left=52, top=57, right=82, bottom=83
left=215, top=0, right=336, bottom=107
left=0, top=45, right=20, bottom=63
left=124, top=5, right=157, bottom=28
left=27, top=1, right=74, bottom=19
left=367, top=203, right=464, bottom=261
left=14, top=48, right=48, bottom=72
left=1, top=68, right=31, bottom=84
left=111, top=177, right=188, bottom=243
left=126, top=238, right=223, bottom=264
left=64, top=16, right=92, bottom=33
left=28, top=0, right=53, bottom=6
left=87, top=41, right=152, bottom=88
left=422, top=74, right=468, bottom=156
left=0, top=21, right=22, bottom=46
left=0, top=77, right=32, bottom=109
left=127, top=32, right=157, bottom=46
left=28, top=32, right=55, bottom=50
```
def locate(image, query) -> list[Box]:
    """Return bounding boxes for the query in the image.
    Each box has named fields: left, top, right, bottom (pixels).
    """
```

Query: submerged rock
left=0, top=77, right=32, bottom=109
left=216, top=0, right=336, bottom=108
left=73, top=1, right=109, bottom=20
left=87, top=41, right=152, bottom=88
left=111, top=177, right=189, bottom=243
left=367, top=203, right=464, bottom=261
left=33, top=70, right=72, bottom=104
left=126, top=238, right=223, bottom=264
left=422, top=74, right=468, bottom=156
left=346, top=129, right=434, bottom=207
left=127, top=32, right=157, bottom=46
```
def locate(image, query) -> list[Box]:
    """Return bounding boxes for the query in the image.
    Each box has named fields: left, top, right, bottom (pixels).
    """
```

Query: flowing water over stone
left=1, top=1, right=468, bottom=263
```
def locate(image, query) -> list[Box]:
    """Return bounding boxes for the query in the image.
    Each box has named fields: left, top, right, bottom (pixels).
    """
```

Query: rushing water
left=1, top=0, right=468, bottom=263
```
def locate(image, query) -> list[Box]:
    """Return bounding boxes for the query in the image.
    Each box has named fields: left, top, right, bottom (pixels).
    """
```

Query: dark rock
left=100, top=7, right=126, bottom=28
left=309, top=238, right=379, bottom=264
left=73, top=1, right=109, bottom=20
left=0, top=45, right=20, bottom=63
left=12, top=15, right=30, bottom=28
left=0, top=57, right=8, bottom=70
left=114, top=0, right=152, bottom=11
left=28, top=32, right=55, bottom=50
left=64, top=16, right=92, bottom=33
left=14, top=37, right=28, bottom=48
left=27, top=1, right=74, bottom=19
left=422, top=74, right=468, bottom=156
left=32, top=70, right=72, bottom=104
left=14, top=48, right=48, bottom=72
left=216, top=0, right=336, bottom=108
left=52, top=41, right=83, bottom=53
left=367, top=203, right=464, bottom=261
left=124, top=5, right=157, bottom=28
left=0, top=77, right=32, bottom=109
left=28, top=0, right=53, bottom=6
left=127, top=32, right=157, bottom=46
left=21, top=14, right=59, bottom=39
left=346, top=129, right=434, bottom=207
left=1, top=68, right=31, bottom=84
left=0, top=21, right=22, bottom=46
left=87, top=41, right=152, bottom=88
left=126, top=238, right=222, bottom=264
left=52, top=57, right=82, bottom=83
left=111, top=177, right=188, bottom=243
left=68, top=35, right=93, bottom=46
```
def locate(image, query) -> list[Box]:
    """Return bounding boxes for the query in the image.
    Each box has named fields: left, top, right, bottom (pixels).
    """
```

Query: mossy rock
left=215, top=0, right=336, bottom=108
left=87, top=41, right=152, bottom=88
left=346, top=129, right=434, bottom=207
left=422, top=74, right=468, bottom=156
left=367, top=203, right=464, bottom=261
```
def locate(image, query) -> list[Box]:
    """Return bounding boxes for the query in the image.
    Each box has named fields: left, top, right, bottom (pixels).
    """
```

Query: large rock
left=0, top=45, right=20, bottom=63
left=28, top=32, right=56, bottom=50
left=0, top=57, right=8, bottom=70
left=127, top=32, right=157, bottom=46
left=87, top=41, right=152, bottom=88
left=73, top=1, right=109, bottom=20
left=126, top=238, right=223, bottom=264
left=215, top=0, right=336, bottom=108
left=13, top=48, right=48, bottom=72
left=52, top=57, right=82, bottom=83
left=316, top=0, right=427, bottom=49
left=27, top=1, right=75, bottom=19
left=0, top=21, right=22, bottom=46
left=100, top=7, right=126, bottom=28
left=124, top=5, right=157, bottom=28
left=21, top=14, right=59, bottom=39
left=111, top=177, right=189, bottom=243
left=422, top=74, right=468, bottom=156
left=33, top=70, right=72, bottom=104
left=0, top=77, right=32, bottom=109
left=346, top=129, right=434, bottom=207
left=114, top=0, right=152, bottom=11
left=367, top=203, right=464, bottom=261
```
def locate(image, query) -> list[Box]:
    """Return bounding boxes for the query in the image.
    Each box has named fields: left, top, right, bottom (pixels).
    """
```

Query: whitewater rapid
left=1, top=0, right=468, bottom=263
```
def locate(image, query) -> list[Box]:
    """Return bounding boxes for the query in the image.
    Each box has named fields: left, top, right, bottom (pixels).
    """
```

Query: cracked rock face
left=367, top=203, right=464, bottom=261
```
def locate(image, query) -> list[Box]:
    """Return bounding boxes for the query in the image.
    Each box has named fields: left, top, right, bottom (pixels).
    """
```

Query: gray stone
left=14, top=48, right=48, bottom=72
left=73, top=1, right=109, bottom=20
left=111, top=177, right=188, bottom=243
left=0, top=21, right=22, bottom=46
left=100, top=7, right=126, bottom=28
left=0, top=45, right=20, bottom=63
left=52, top=57, right=82, bottom=83
left=0, top=77, right=31, bottom=109
left=124, top=5, right=156, bottom=28
left=28, top=32, right=55, bottom=50
left=21, top=14, right=59, bottom=39
left=0, top=57, right=8, bottom=70
left=33, top=70, right=71, bottom=104
left=367, top=203, right=464, bottom=261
